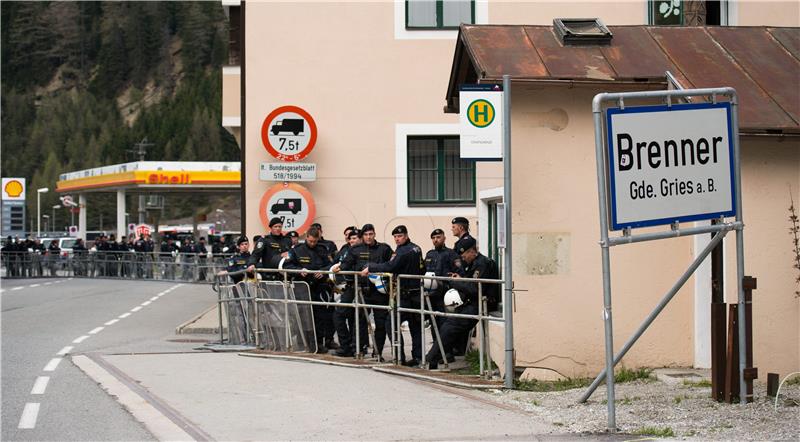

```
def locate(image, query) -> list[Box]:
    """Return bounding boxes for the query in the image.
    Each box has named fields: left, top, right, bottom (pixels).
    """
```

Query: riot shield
left=256, top=281, right=288, bottom=351
left=288, top=282, right=317, bottom=353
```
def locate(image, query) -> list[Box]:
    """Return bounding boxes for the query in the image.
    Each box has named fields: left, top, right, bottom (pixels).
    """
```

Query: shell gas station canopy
left=55, top=161, right=240, bottom=240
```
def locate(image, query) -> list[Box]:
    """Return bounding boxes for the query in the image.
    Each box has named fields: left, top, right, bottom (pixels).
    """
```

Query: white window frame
left=395, top=123, right=476, bottom=217
left=395, top=0, right=489, bottom=40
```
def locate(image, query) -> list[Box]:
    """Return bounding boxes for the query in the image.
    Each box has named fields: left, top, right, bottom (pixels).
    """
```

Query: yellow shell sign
left=2, top=178, right=25, bottom=200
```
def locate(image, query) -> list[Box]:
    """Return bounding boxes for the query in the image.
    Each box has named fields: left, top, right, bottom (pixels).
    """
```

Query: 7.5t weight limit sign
left=606, top=102, right=736, bottom=230
left=261, top=105, right=318, bottom=162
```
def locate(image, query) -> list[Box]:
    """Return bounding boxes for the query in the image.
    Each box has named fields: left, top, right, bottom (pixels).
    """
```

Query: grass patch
left=552, top=422, right=564, bottom=427
left=786, top=374, right=800, bottom=385
left=633, top=426, right=675, bottom=437
left=674, top=395, right=682, bottom=404
left=615, top=366, right=654, bottom=383
left=682, top=378, right=712, bottom=388
left=453, top=350, right=498, bottom=376
left=515, top=376, right=593, bottom=392
left=601, top=396, right=640, bottom=405
left=530, top=399, right=541, bottom=406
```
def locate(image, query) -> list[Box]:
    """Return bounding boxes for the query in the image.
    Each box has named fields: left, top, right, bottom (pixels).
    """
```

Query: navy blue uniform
left=226, top=251, right=252, bottom=284
left=424, top=245, right=459, bottom=331
left=284, top=242, right=334, bottom=350
left=426, top=253, right=499, bottom=368
left=248, top=233, right=292, bottom=279
left=370, top=239, right=426, bottom=362
left=340, top=241, right=393, bottom=357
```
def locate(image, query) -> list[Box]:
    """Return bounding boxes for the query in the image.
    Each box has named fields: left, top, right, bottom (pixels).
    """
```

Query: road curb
left=175, top=304, right=220, bottom=335
left=72, top=354, right=212, bottom=442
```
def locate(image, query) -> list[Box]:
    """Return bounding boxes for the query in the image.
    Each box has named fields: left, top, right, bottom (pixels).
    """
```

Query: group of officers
left=223, top=216, right=498, bottom=369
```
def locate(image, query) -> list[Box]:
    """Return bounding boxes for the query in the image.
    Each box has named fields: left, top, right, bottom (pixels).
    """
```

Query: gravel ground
left=479, top=376, right=799, bottom=440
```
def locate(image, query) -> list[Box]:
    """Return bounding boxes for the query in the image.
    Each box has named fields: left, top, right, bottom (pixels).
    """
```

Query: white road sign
left=259, top=162, right=317, bottom=182
left=259, top=183, right=316, bottom=234
left=261, top=105, right=318, bottom=162
left=606, top=102, right=735, bottom=230
left=460, top=84, right=503, bottom=160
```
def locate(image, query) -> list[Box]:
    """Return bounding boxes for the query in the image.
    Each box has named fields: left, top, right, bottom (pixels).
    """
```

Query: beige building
left=222, top=1, right=799, bottom=379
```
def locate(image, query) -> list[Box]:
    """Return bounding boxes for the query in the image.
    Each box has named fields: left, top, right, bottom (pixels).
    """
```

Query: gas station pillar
left=78, top=194, right=87, bottom=241
left=116, top=190, right=126, bottom=241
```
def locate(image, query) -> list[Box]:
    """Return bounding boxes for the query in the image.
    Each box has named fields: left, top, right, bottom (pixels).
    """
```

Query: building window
left=649, top=1, right=726, bottom=26
left=407, top=136, right=475, bottom=205
left=406, top=0, right=474, bottom=30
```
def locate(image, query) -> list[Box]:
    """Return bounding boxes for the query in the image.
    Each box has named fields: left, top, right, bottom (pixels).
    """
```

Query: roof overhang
left=445, top=24, right=800, bottom=135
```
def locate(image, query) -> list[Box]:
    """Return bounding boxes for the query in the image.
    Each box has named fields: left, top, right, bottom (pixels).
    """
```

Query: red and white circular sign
left=258, top=183, right=316, bottom=234
left=261, top=105, right=318, bottom=162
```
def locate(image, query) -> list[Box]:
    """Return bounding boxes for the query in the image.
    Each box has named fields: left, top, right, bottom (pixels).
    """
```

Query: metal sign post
left=582, top=87, right=746, bottom=432
left=502, top=74, right=514, bottom=389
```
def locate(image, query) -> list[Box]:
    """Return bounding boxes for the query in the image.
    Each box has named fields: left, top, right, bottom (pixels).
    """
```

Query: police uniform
left=226, top=242, right=253, bottom=284
left=339, top=224, right=393, bottom=357
left=426, top=237, right=498, bottom=369
left=369, top=225, right=426, bottom=364
left=424, top=228, right=459, bottom=329
left=284, top=239, right=334, bottom=352
left=332, top=231, right=367, bottom=357
left=247, top=219, right=292, bottom=280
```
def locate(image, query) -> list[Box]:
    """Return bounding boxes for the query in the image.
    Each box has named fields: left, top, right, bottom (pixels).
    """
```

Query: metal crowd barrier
left=214, top=268, right=503, bottom=377
left=0, top=251, right=233, bottom=284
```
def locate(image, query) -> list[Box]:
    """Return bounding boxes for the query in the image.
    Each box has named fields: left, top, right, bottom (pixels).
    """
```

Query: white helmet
left=329, top=265, right=338, bottom=283
left=369, top=274, right=387, bottom=294
left=422, top=272, right=439, bottom=291
left=444, top=288, right=463, bottom=309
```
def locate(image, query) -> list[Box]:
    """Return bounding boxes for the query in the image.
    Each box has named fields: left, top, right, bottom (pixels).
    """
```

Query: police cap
left=430, top=228, right=444, bottom=238
left=287, top=231, right=298, bottom=238
left=343, top=225, right=357, bottom=235
left=361, top=223, right=375, bottom=233
left=236, top=235, right=249, bottom=245
left=347, top=229, right=361, bottom=238
left=391, top=225, right=408, bottom=235
left=456, top=236, right=477, bottom=255
left=269, top=217, right=283, bottom=227
left=451, top=217, right=469, bottom=226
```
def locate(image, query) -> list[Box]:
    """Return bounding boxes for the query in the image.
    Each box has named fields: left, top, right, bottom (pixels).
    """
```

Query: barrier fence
left=214, top=268, right=504, bottom=377
left=0, top=251, right=232, bottom=283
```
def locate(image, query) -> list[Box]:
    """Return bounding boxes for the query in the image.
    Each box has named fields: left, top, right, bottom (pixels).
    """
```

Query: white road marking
left=30, top=376, right=50, bottom=395
left=18, top=403, right=40, bottom=429
left=104, top=319, right=119, bottom=326
left=56, top=346, right=73, bottom=355
left=43, top=358, right=62, bottom=372
left=88, top=327, right=104, bottom=335
left=141, top=301, right=151, bottom=306
left=11, top=287, right=23, bottom=291
left=131, top=306, right=142, bottom=312
left=68, top=278, right=74, bottom=280
left=150, top=296, right=159, bottom=301
left=73, top=335, right=90, bottom=344
left=53, top=280, right=63, bottom=284
left=29, top=284, right=40, bottom=288
left=119, top=312, right=131, bottom=319
left=43, top=282, right=52, bottom=286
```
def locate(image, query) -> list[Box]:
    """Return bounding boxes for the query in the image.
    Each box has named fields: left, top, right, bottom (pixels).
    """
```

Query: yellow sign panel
left=56, top=170, right=240, bottom=192
left=466, top=99, right=495, bottom=128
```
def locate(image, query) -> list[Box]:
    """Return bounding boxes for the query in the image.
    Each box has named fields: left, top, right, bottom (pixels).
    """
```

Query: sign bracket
left=583, top=87, right=747, bottom=433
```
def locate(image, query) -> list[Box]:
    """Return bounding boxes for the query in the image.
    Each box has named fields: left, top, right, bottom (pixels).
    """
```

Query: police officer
left=337, top=223, right=392, bottom=360
left=246, top=217, right=292, bottom=280
left=363, top=225, right=426, bottom=366
left=331, top=228, right=367, bottom=357
left=284, top=227, right=334, bottom=353
left=287, top=231, right=300, bottom=248
left=310, top=222, right=337, bottom=261
left=426, top=237, right=498, bottom=369
left=223, top=236, right=254, bottom=284
left=451, top=217, right=474, bottom=261
left=221, top=236, right=254, bottom=343
left=72, top=238, right=88, bottom=276
left=424, top=228, right=458, bottom=329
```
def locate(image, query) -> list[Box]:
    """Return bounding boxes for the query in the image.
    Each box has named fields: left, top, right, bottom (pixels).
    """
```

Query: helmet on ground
left=369, top=274, right=387, bottom=294
left=422, top=271, right=438, bottom=291
left=444, top=288, right=463, bottom=308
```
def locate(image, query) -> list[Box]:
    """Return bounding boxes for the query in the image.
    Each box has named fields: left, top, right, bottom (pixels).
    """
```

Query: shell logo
left=4, top=180, right=23, bottom=198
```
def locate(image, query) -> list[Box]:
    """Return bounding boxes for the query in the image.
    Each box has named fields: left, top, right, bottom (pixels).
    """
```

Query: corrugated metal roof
left=446, top=24, right=800, bottom=133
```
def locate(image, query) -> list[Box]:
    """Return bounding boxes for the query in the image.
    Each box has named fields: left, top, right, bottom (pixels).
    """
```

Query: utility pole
left=127, top=138, right=154, bottom=225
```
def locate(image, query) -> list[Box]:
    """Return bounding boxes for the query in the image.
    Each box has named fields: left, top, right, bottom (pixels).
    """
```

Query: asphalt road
left=1, top=277, right=217, bottom=441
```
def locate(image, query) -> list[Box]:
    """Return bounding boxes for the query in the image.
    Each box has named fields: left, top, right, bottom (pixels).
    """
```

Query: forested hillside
left=1, top=2, right=240, bottom=231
